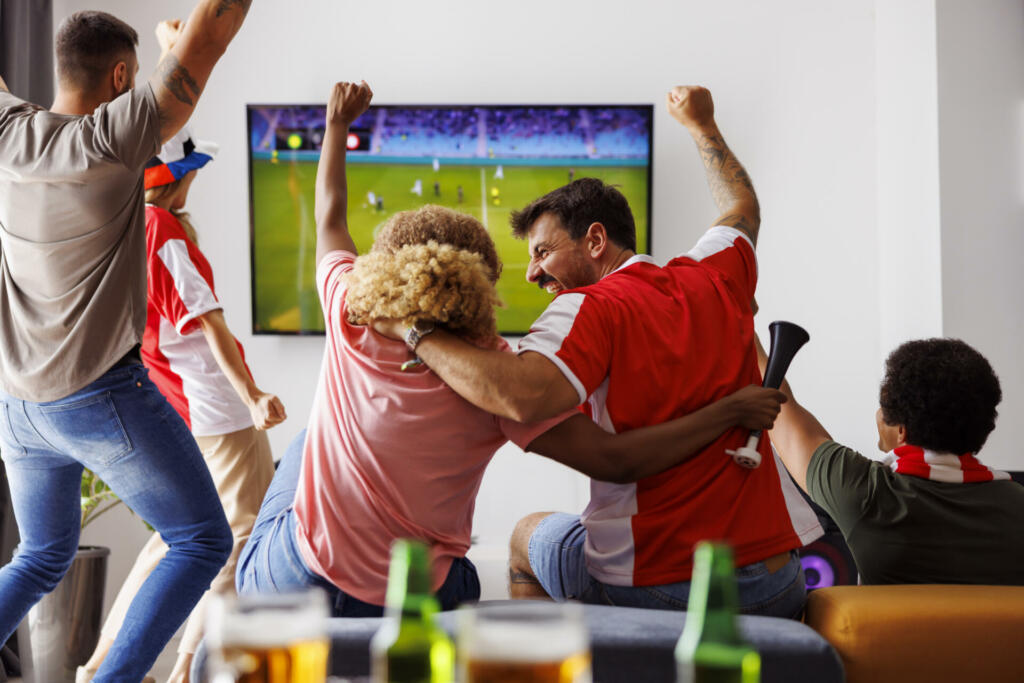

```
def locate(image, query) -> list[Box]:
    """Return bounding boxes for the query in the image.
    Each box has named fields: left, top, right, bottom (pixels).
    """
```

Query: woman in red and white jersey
left=80, top=128, right=286, bottom=683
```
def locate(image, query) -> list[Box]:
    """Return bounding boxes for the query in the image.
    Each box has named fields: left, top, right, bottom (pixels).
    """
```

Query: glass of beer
left=205, top=589, right=330, bottom=683
left=457, top=601, right=591, bottom=683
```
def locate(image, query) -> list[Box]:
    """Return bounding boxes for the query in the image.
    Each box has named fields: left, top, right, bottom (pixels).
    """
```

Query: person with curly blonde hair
left=344, top=205, right=502, bottom=343
left=235, top=81, right=787, bottom=616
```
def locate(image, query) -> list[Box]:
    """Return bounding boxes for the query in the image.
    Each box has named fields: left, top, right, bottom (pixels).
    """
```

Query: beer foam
left=216, top=611, right=325, bottom=647
left=462, top=620, right=588, bottom=662
left=207, top=592, right=329, bottom=648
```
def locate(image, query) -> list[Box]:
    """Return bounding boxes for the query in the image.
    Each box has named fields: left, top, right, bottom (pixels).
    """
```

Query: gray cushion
left=548, top=604, right=843, bottom=683
left=195, top=603, right=844, bottom=683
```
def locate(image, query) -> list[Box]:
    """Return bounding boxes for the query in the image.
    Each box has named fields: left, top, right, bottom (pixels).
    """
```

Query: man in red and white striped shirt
left=375, top=86, right=821, bottom=617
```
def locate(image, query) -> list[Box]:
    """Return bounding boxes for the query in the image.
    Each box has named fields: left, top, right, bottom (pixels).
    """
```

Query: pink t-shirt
left=293, top=250, right=566, bottom=605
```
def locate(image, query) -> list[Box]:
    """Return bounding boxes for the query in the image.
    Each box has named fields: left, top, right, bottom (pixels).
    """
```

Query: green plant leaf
left=79, top=469, right=153, bottom=533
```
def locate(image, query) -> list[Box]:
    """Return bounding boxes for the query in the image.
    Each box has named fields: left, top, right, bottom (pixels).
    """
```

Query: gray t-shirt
left=0, top=84, right=161, bottom=402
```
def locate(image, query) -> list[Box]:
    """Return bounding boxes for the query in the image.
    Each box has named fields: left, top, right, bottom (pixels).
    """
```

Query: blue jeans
left=237, top=430, right=481, bottom=617
left=0, top=362, right=232, bottom=683
left=529, top=512, right=807, bottom=619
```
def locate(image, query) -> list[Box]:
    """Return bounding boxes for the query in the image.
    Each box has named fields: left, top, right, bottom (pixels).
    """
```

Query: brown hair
left=344, top=205, right=502, bottom=339
left=56, top=11, right=138, bottom=92
left=510, top=177, right=637, bottom=251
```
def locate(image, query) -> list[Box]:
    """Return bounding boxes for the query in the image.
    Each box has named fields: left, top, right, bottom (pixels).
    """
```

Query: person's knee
left=189, top=511, right=233, bottom=569
left=509, top=511, right=553, bottom=572
left=14, top=543, right=78, bottom=593
left=210, top=516, right=234, bottom=565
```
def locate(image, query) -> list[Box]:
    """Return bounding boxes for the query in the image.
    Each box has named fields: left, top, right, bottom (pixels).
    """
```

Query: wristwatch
left=404, top=319, right=435, bottom=352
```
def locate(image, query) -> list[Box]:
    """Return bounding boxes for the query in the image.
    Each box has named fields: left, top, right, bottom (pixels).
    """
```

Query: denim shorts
left=529, top=512, right=806, bottom=619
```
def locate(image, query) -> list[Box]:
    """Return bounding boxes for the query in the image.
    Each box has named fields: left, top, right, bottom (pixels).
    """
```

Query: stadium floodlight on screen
left=247, top=103, right=653, bottom=335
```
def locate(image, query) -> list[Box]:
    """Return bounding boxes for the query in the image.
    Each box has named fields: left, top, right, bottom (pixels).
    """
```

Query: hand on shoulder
left=370, top=318, right=407, bottom=341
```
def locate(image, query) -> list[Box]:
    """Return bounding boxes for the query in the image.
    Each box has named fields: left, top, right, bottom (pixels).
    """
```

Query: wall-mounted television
left=247, top=103, right=653, bottom=335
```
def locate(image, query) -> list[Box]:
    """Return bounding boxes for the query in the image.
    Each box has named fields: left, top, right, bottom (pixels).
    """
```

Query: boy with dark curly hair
left=764, top=337, right=1024, bottom=585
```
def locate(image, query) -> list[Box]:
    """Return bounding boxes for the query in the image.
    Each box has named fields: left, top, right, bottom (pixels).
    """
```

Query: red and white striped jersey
left=518, top=225, right=822, bottom=586
left=141, top=205, right=252, bottom=436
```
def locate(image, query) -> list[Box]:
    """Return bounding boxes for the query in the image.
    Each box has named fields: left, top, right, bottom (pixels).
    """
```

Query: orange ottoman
left=805, top=585, right=1024, bottom=683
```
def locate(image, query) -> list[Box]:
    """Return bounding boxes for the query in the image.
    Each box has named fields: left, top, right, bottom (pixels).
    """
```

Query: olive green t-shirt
left=0, top=85, right=161, bottom=401
left=807, top=440, right=1024, bottom=585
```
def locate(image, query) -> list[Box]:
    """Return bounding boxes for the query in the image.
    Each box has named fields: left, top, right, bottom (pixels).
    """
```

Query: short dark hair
left=510, top=178, right=637, bottom=251
left=56, top=11, right=138, bottom=92
left=879, top=338, right=1001, bottom=454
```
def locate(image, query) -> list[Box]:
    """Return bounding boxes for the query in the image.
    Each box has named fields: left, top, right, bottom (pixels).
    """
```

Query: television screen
left=247, top=103, right=653, bottom=335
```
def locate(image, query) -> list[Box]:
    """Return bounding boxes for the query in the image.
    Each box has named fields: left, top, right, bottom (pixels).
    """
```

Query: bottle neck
left=695, top=605, right=742, bottom=644
left=390, top=593, right=439, bottom=622
left=384, top=539, right=435, bottom=618
left=688, top=581, right=742, bottom=644
left=679, top=544, right=744, bottom=650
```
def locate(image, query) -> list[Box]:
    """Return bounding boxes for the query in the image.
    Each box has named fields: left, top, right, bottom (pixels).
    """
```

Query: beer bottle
left=371, top=539, right=455, bottom=683
left=675, top=542, right=761, bottom=683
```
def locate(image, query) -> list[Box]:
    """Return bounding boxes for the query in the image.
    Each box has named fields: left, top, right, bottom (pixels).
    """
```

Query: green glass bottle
left=371, top=539, right=455, bottom=683
left=675, top=542, right=761, bottom=683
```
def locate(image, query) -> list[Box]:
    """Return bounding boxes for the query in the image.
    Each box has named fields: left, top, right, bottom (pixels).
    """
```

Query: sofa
left=804, top=584, right=1024, bottom=683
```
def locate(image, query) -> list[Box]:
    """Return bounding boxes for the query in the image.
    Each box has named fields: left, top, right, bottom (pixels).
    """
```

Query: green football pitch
left=250, top=158, right=649, bottom=334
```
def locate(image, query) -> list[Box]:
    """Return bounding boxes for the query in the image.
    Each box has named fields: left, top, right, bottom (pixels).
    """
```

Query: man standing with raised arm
left=0, top=3, right=252, bottom=680
left=375, top=86, right=821, bottom=616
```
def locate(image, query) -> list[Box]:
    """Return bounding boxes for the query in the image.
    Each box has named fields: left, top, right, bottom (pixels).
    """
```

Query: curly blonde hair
left=344, top=205, right=503, bottom=339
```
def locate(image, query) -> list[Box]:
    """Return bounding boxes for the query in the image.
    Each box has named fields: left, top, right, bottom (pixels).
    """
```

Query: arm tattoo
left=509, top=569, right=543, bottom=586
left=155, top=54, right=201, bottom=107
left=697, top=133, right=757, bottom=217
left=216, top=0, right=252, bottom=17
left=716, top=213, right=755, bottom=234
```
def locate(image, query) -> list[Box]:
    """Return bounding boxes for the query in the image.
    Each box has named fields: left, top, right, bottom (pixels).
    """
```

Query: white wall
left=54, top=0, right=1020, bottom=610
left=875, top=0, right=944, bottom=351
left=935, top=0, right=1024, bottom=470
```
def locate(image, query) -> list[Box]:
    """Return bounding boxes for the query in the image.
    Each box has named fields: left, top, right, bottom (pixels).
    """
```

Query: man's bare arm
left=667, top=86, right=760, bottom=245
left=527, top=385, right=786, bottom=483
left=149, top=0, right=252, bottom=143
left=315, top=81, right=371, bottom=264
left=756, top=337, right=831, bottom=491
left=405, top=328, right=580, bottom=423
left=0, top=74, right=8, bottom=93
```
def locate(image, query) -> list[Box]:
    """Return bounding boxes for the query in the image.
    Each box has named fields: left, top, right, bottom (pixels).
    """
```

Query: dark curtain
left=0, top=7, right=52, bottom=675
left=0, top=0, right=54, bottom=106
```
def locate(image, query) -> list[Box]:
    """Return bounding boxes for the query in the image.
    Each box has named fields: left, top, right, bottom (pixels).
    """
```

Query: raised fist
left=666, top=85, right=715, bottom=130
left=155, top=19, right=183, bottom=54
left=327, top=80, right=373, bottom=128
left=249, top=391, right=287, bottom=431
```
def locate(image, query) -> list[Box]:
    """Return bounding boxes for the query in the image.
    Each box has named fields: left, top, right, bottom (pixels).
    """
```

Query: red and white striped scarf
left=883, top=444, right=1011, bottom=483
